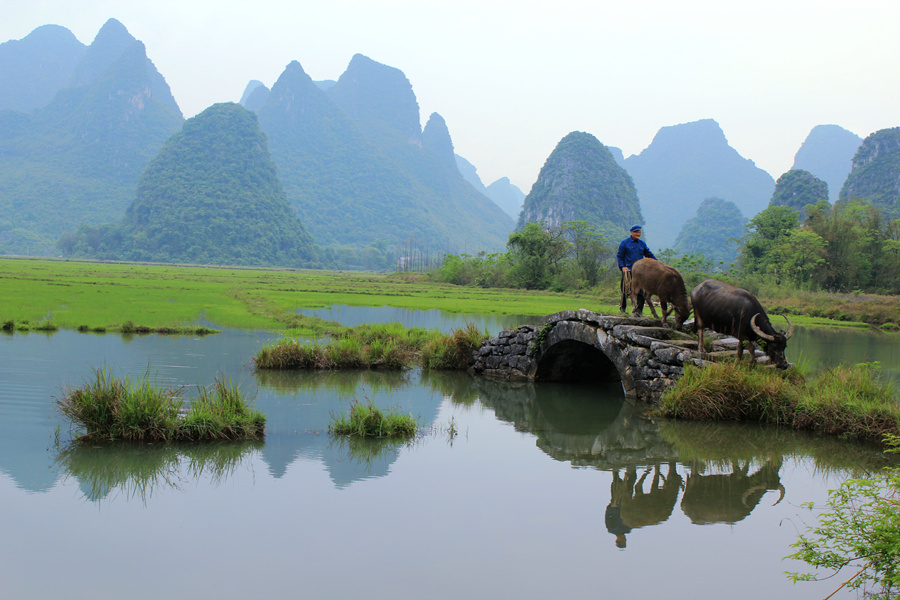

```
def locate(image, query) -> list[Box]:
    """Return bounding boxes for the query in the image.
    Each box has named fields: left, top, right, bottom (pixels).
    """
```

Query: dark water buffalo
left=690, top=278, right=794, bottom=368
left=630, top=258, right=691, bottom=330
left=681, top=459, right=785, bottom=525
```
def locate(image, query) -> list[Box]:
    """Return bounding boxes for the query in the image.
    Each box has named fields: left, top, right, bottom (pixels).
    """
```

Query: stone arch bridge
left=469, top=309, right=752, bottom=402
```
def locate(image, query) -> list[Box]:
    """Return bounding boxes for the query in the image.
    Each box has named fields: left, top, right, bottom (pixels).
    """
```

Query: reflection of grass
left=656, top=362, right=900, bottom=446
left=58, top=368, right=266, bottom=441
left=55, top=440, right=263, bottom=502
left=254, top=368, right=411, bottom=395
left=329, top=400, right=418, bottom=438
left=656, top=419, right=893, bottom=475
left=418, top=370, right=480, bottom=406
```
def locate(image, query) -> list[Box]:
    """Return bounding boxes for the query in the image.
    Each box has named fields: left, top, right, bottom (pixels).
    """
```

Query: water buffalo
left=690, top=278, right=794, bottom=369
left=630, top=258, right=691, bottom=330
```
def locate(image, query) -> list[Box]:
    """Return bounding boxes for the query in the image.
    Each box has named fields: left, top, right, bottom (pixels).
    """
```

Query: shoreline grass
left=654, top=361, right=900, bottom=445
left=328, top=399, right=419, bottom=438
left=253, top=322, right=488, bottom=371
left=58, top=368, right=266, bottom=442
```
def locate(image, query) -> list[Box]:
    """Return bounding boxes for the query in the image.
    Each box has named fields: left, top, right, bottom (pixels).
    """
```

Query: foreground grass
left=655, top=362, right=900, bottom=445
left=253, top=322, right=487, bottom=371
left=58, top=369, right=266, bottom=442
left=328, top=400, right=418, bottom=438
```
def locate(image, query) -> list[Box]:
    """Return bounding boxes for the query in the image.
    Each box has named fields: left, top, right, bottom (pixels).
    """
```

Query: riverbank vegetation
left=328, top=399, right=418, bottom=438
left=428, top=205, right=900, bottom=328
left=253, top=322, right=487, bottom=371
left=655, top=362, right=900, bottom=445
left=58, top=369, right=266, bottom=442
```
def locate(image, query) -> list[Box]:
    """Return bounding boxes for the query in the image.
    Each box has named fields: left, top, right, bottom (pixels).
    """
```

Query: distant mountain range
left=622, top=119, right=775, bottom=250
left=0, top=19, right=183, bottom=256
left=0, top=21, right=515, bottom=261
left=247, top=55, right=514, bottom=253
left=61, top=103, right=315, bottom=266
left=1, top=19, right=896, bottom=267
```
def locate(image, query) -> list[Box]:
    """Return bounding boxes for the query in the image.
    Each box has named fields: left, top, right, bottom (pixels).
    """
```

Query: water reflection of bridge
left=467, top=375, right=881, bottom=548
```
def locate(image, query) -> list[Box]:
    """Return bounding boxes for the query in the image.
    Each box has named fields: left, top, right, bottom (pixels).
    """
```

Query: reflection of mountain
left=253, top=369, right=443, bottom=488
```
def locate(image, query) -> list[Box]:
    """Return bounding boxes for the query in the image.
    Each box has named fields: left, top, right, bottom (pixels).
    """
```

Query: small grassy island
left=253, top=322, right=487, bottom=371
left=58, top=369, right=266, bottom=442
left=328, top=400, right=419, bottom=439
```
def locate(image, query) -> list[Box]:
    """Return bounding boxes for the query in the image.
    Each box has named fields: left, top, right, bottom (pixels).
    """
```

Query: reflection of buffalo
left=680, top=459, right=785, bottom=525
left=605, top=462, right=683, bottom=548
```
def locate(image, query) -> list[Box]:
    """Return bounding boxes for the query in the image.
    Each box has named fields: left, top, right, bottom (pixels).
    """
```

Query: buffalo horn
left=781, top=314, right=794, bottom=340
left=750, top=313, right=775, bottom=341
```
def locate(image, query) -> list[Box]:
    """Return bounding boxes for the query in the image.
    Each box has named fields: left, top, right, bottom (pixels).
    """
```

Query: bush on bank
left=58, top=369, right=265, bottom=442
left=655, top=362, right=900, bottom=445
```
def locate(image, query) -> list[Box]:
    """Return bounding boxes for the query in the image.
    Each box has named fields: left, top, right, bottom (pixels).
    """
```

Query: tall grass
left=328, top=400, right=419, bottom=438
left=58, top=368, right=265, bottom=442
left=656, top=362, right=900, bottom=445
left=253, top=322, right=488, bottom=371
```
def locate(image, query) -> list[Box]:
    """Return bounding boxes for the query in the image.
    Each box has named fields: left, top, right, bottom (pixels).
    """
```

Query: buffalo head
left=750, top=313, right=794, bottom=369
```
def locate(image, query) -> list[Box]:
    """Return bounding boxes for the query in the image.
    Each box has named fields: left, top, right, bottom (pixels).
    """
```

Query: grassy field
left=0, top=257, right=889, bottom=334
left=0, top=257, right=612, bottom=334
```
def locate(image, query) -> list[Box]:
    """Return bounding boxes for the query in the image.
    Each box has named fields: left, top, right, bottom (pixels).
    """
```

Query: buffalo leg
left=644, top=294, right=659, bottom=318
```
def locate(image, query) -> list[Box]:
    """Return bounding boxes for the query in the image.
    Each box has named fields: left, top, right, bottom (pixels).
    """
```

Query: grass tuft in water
left=58, top=368, right=265, bottom=442
left=655, top=361, right=900, bottom=445
left=328, top=400, right=418, bottom=438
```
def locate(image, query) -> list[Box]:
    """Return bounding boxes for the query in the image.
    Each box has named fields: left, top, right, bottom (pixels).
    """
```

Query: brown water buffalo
left=630, top=258, right=691, bottom=330
left=690, top=278, right=794, bottom=369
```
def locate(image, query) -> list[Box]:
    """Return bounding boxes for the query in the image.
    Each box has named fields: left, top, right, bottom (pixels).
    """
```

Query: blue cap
left=630, top=225, right=642, bottom=232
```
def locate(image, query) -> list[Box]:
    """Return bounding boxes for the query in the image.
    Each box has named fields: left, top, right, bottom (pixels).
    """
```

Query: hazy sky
left=3, top=0, right=898, bottom=192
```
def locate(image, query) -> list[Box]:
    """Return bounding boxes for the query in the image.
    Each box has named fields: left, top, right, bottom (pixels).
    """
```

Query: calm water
left=0, top=311, right=896, bottom=600
left=297, top=303, right=541, bottom=334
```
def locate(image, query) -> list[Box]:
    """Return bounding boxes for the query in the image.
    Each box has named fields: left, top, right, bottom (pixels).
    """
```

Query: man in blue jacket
left=617, top=225, right=656, bottom=315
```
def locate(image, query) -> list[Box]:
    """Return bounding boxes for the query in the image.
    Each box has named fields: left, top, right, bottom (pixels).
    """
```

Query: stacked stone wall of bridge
left=469, top=309, right=720, bottom=402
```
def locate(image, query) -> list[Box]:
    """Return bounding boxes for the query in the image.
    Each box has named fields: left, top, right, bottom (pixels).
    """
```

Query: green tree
left=564, top=220, right=612, bottom=287
left=769, top=229, right=827, bottom=286
left=738, top=206, right=800, bottom=276
left=507, top=222, right=570, bottom=289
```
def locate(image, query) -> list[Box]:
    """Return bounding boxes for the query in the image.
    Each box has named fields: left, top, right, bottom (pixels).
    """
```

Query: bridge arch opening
left=533, top=340, right=620, bottom=383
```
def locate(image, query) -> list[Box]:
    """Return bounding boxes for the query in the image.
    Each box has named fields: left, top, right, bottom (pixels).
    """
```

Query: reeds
left=656, top=362, right=900, bottom=445
left=328, top=399, right=419, bottom=438
left=253, top=322, right=488, bottom=371
left=58, top=368, right=265, bottom=442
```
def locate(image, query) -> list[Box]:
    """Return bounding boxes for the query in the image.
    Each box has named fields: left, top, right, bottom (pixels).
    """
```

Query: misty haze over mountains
left=1, top=18, right=891, bottom=267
